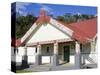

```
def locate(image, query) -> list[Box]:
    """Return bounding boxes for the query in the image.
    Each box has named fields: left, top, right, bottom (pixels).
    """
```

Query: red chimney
left=40, top=8, right=46, bottom=17
left=36, top=8, right=50, bottom=25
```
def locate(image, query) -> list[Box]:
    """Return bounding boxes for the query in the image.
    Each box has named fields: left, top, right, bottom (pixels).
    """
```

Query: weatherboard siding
left=27, top=23, right=71, bottom=44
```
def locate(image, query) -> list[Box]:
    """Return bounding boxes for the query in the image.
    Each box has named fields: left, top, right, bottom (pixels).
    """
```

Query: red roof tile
left=58, top=18, right=97, bottom=44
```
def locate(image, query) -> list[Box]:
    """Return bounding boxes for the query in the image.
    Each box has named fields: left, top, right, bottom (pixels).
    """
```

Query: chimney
left=36, top=8, right=50, bottom=25
left=40, top=8, right=46, bottom=17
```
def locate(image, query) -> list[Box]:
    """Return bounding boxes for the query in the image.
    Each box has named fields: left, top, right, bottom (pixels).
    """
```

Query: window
left=35, top=48, right=37, bottom=53
left=14, top=48, right=15, bottom=54
left=16, top=48, right=18, bottom=54
left=80, top=44, right=83, bottom=53
left=80, top=44, right=82, bottom=50
left=47, top=47, right=49, bottom=53
left=14, top=48, right=18, bottom=54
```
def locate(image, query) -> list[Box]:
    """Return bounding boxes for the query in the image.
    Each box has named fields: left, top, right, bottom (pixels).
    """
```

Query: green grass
left=16, top=70, right=33, bottom=73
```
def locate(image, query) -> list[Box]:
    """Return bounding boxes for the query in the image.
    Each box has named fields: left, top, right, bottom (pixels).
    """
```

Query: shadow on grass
left=11, top=61, right=30, bottom=72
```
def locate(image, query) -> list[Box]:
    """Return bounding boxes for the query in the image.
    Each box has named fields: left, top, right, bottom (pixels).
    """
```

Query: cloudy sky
left=11, top=2, right=97, bottom=17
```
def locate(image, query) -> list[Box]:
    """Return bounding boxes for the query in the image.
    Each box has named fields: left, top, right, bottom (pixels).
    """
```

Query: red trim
left=36, top=15, right=50, bottom=25
left=11, top=38, right=21, bottom=47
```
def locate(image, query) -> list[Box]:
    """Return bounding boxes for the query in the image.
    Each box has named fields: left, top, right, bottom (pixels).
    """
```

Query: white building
left=11, top=9, right=97, bottom=69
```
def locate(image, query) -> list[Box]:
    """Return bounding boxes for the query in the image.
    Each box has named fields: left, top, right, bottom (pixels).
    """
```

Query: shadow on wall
left=81, top=43, right=96, bottom=65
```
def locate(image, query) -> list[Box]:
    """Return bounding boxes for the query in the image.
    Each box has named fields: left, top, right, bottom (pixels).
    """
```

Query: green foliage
left=56, top=13, right=96, bottom=24
left=16, top=70, right=33, bottom=73
left=15, top=13, right=96, bottom=39
left=16, top=15, right=37, bottom=39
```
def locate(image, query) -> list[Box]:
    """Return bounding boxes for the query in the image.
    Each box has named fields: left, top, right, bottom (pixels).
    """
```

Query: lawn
left=16, top=70, right=33, bottom=73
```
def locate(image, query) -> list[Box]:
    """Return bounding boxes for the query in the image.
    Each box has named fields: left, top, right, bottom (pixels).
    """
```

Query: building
left=11, top=9, right=97, bottom=69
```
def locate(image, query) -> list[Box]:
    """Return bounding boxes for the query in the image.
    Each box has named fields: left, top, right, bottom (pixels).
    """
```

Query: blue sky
left=14, top=2, right=97, bottom=17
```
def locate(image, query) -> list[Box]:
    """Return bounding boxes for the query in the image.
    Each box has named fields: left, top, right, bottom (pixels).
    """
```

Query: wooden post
left=35, top=44, right=42, bottom=65
left=52, top=41, right=59, bottom=66
left=75, top=41, right=81, bottom=69
left=22, top=47, right=29, bottom=68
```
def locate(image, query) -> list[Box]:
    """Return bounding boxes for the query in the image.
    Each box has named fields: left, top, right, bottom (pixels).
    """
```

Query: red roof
left=12, top=9, right=97, bottom=47
left=59, top=18, right=97, bottom=44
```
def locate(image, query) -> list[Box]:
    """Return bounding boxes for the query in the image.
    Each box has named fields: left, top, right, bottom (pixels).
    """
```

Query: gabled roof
left=12, top=9, right=97, bottom=47
left=69, top=18, right=97, bottom=43
left=58, top=18, right=97, bottom=44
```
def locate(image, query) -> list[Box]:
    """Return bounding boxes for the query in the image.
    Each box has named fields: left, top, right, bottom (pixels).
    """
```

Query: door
left=63, top=46, right=70, bottom=62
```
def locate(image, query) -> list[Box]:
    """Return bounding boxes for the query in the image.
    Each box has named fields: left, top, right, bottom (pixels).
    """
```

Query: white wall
left=41, top=44, right=53, bottom=55
left=11, top=47, right=52, bottom=64
left=12, top=42, right=97, bottom=65
left=27, top=23, right=71, bottom=44
left=11, top=47, right=36, bottom=63
left=42, top=56, right=51, bottom=63
left=41, top=44, right=53, bottom=64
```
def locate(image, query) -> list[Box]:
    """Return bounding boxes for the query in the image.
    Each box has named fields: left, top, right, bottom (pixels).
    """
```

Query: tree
left=15, top=15, right=37, bottom=39
left=56, top=13, right=96, bottom=24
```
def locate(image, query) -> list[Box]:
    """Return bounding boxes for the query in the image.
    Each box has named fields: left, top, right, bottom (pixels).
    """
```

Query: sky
left=12, top=2, right=97, bottom=17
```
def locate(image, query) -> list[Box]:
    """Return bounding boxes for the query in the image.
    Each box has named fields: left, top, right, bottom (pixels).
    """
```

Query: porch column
left=75, top=41, right=81, bottom=69
left=52, top=42, right=59, bottom=66
left=91, top=40, right=95, bottom=52
left=90, top=40, right=96, bottom=62
left=22, top=47, right=29, bottom=67
left=35, top=44, right=42, bottom=65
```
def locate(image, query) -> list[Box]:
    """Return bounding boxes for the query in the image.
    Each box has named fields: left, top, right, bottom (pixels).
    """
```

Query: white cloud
left=16, top=2, right=30, bottom=16
left=12, top=2, right=54, bottom=16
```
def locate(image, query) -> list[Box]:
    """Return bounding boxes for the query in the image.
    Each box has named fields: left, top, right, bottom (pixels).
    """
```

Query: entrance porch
left=22, top=39, right=82, bottom=69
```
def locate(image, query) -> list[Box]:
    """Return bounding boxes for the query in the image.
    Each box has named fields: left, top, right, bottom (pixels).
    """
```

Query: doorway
left=63, top=46, right=70, bottom=63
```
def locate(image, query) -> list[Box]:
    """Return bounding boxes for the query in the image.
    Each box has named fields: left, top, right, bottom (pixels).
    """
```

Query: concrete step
left=24, top=64, right=52, bottom=72
left=82, top=64, right=97, bottom=68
